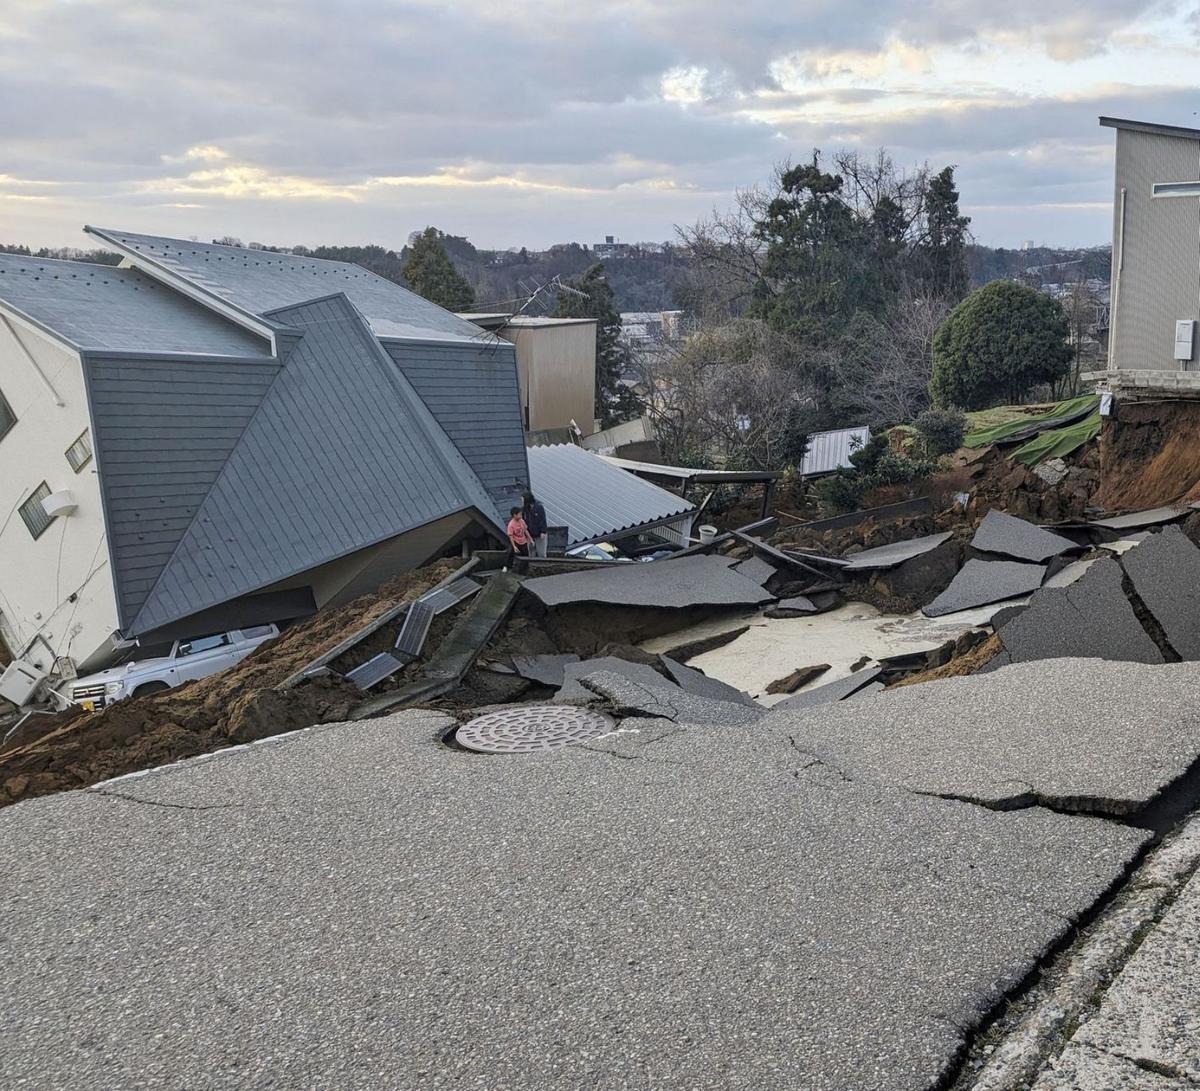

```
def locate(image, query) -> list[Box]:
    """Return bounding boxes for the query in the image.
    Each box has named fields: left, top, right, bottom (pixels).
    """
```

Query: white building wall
left=0, top=318, right=118, bottom=675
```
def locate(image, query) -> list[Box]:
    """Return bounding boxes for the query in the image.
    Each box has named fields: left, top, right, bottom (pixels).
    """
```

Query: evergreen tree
left=922, top=167, right=971, bottom=301
left=749, top=158, right=878, bottom=342
left=401, top=227, right=475, bottom=311
left=555, top=263, right=642, bottom=429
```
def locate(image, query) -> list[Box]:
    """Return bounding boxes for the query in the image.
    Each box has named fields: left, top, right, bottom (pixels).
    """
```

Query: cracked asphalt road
left=2, top=672, right=1156, bottom=1091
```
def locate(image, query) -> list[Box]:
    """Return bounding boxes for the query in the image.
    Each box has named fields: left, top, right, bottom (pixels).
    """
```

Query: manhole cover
left=455, top=705, right=613, bottom=754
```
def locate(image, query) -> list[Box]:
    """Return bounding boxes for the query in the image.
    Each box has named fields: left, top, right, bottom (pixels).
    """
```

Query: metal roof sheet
left=0, top=253, right=270, bottom=355
left=799, top=426, right=871, bottom=477
left=597, top=454, right=781, bottom=483
left=86, top=227, right=493, bottom=345
left=527, top=443, right=694, bottom=546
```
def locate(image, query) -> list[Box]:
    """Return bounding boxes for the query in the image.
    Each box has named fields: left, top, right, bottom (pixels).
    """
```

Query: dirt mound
left=0, top=561, right=459, bottom=808
left=891, top=633, right=1004, bottom=687
left=1094, top=401, right=1200, bottom=511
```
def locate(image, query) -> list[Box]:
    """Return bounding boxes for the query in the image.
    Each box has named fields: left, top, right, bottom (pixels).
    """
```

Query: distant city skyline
left=3, top=1, right=1198, bottom=254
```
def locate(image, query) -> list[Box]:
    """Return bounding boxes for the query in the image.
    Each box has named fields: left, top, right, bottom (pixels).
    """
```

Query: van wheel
left=132, top=681, right=170, bottom=699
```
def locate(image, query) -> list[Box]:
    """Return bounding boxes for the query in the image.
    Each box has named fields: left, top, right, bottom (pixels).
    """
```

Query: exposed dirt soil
left=890, top=633, right=1004, bottom=687
left=1094, top=401, right=1200, bottom=511
left=0, top=561, right=460, bottom=808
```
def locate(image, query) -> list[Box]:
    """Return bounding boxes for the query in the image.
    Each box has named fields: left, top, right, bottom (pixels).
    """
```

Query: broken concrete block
left=579, top=670, right=764, bottom=725
left=997, top=557, right=1163, bottom=666
left=763, top=595, right=816, bottom=618
left=922, top=559, right=1047, bottom=618
left=511, top=653, right=580, bottom=687
left=1032, top=458, right=1069, bottom=486
left=1091, top=507, right=1187, bottom=532
left=1120, top=526, right=1200, bottom=660
left=555, top=657, right=671, bottom=705
left=971, top=510, right=1079, bottom=563
left=771, top=667, right=883, bottom=710
left=731, top=555, right=777, bottom=587
left=766, top=664, right=831, bottom=695
left=657, top=655, right=758, bottom=707
left=523, top=554, right=774, bottom=610
left=840, top=532, right=953, bottom=571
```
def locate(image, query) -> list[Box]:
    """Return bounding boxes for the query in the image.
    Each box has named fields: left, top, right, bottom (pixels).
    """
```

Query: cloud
left=0, top=0, right=1192, bottom=249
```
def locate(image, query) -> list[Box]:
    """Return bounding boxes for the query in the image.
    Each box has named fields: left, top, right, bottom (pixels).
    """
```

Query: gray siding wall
left=1112, top=129, right=1200, bottom=371
left=130, top=294, right=495, bottom=635
left=85, top=354, right=281, bottom=626
left=386, top=338, right=529, bottom=519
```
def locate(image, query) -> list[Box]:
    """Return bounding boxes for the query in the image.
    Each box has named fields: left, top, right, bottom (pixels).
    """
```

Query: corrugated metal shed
left=527, top=444, right=694, bottom=547
left=87, top=228, right=491, bottom=345
left=126, top=293, right=501, bottom=635
left=0, top=253, right=270, bottom=355
left=799, top=426, right=871, bottom=477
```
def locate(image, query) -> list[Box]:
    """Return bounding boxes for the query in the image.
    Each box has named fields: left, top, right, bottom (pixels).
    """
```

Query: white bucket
left=698, top=524, right=718, bottom=545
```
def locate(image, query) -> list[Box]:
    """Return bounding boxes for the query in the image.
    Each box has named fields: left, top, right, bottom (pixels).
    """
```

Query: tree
left=749, top=157, right=879, bottom=342
left=401, top=227, right=475, bottom=311
left=629, top=318, right=818, bottom=470
left=930, top=281, right=1072, bottom=409
left=555, top=263, right=642, bottom=429
left=920, top=167, right=971, bottom=301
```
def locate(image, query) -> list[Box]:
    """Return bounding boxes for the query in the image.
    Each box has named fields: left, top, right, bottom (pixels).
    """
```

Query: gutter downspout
left=1108, top=186, right=1126, bottom=373
left=0, top=314, right=65, bottom=406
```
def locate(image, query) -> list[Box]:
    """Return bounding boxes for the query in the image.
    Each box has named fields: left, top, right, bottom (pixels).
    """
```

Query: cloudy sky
left=2, top=1, right=1198, bottom=253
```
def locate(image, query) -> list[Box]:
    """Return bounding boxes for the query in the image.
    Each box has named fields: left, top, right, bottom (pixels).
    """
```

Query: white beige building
left=1095, top=117, right=1200, bottom=396
left=463, top=313, right=597, bottom=432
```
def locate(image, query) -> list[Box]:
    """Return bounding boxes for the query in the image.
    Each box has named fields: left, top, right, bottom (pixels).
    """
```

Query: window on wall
left=19, top=482, right=54, bottom=540
left=1152, top=181, right=1200, bottom=198
left=0, top=388, right=15, bottom=441
left=65, top=430, right=92, bottom=473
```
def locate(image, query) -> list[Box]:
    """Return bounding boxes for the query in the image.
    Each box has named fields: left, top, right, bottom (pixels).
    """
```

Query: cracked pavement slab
left=923, top=559, right=1048, bottom=617
left=757, top=659, right=1200, bottom=815
left=522, top=554, right=774, bottom=609
left=840, top=531, right=953, bottom=571
left=1, top=706, right=1146, bottom=1091
left=554, top=656, right=670, bottom=705
left=657, top=654, right=758, bottom=706
left=995, top=557, right=1164, bottom=667
left=1120, top=526, right=1200, bottom=661
left=579, top=669, right=766, bottom=725
left=971, top=510, right=1079, bottom=563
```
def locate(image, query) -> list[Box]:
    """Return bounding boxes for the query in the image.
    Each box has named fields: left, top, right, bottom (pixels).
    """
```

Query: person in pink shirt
left=506, top=506, right=532, bottom=557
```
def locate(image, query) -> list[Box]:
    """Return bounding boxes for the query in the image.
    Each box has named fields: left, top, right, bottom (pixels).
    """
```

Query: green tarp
left=964, top=394, right=1100, bottom=449
left=1010, top=409, right=1102, bottom=467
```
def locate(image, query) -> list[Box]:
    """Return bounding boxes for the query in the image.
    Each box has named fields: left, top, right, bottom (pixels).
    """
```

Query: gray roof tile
left=88, top=228, right=491, bottom=344
left=0, top=253, right=270, bottom=355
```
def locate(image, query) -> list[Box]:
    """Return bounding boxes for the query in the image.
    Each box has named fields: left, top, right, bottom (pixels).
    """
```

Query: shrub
left=914, top=407, right=967, bottom=456
left=930, top=280, right=1072, bottom=409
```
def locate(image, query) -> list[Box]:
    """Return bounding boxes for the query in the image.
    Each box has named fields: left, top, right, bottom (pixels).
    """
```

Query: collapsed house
left=0, top=229, right=530, bottom=697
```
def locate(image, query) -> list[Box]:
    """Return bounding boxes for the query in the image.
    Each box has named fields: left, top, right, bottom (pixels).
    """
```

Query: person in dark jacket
left=523, top=491, right=549, bottom=558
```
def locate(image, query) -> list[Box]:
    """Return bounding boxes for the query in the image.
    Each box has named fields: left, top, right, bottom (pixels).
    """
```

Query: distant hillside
left=0, top=235, right=1112, bottom=314
left=967, top=244, right=1111, bottom=288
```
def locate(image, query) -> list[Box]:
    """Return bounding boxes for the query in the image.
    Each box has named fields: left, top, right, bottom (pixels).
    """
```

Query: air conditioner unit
left=0, top=660, right=47, bottom=707
left=41, top=490, right=77, bottom=519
